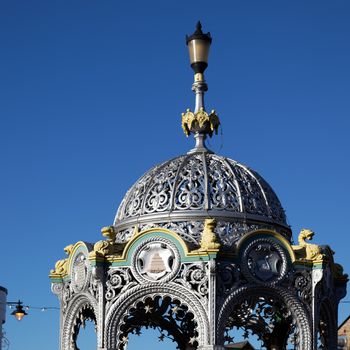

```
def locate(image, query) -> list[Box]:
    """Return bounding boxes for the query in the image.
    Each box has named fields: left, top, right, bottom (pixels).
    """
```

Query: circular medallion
left=241, top=238, right=288, bottom=286
left=72, top=252, right=89, bottom=292
left=131, top=237, right=180, bottom=283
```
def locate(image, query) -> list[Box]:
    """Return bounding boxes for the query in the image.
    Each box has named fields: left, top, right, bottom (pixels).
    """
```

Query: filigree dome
left=114, top=152, right=290, bottom=247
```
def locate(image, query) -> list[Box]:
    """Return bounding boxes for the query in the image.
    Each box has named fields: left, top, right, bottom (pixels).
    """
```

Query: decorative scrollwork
left=231, top=162, right=268, bottom=216
left=215, top=221, right=260, bottom=247
left=124, top=220, right=290, bottom=251
left=293, top=270, right=312, bottom=307
left=62, top=282, right=74, bottom=314
left=216, top=262, right=240, bottom=299
left=105, top=268, right=136, bottom=309
left=88, top=270, right=102, bottom=302
left=174, top=263, right=209, bottom=305
left=207, top=157, right=240, bottom=210
left=138, top=221, right=202, bottom=247
left=116, top=226, right=135, bottom=243
left=114, top=153, right=289, bottom=249
left=51, top=282, right=64, bottom=297
left=119, top=161, right=170, bottom=219
left=175, top=154, right=205, bottom=210
left=255, top=172, right=287, bottom=223
left=144, top=157, right=184, bottom=213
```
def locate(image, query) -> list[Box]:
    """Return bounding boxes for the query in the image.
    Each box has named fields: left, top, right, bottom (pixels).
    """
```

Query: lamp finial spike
left=196, top=21, right=202, bottom=33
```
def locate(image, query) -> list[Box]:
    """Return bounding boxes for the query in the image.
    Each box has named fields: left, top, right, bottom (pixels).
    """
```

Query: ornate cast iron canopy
left=50, top=23, right=347, bottom=350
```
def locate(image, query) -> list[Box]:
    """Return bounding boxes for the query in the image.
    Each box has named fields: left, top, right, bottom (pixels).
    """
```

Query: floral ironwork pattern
left=293, top=270, right=312, bottom=307
left=174, top=154, right=205, bottom=210
left=174, top=263, right=209, bottom=306
left=207, top=157, right=240, bottom=210
left=218, top=287, right=312, bottom=350
left=114, top=153, right=290, bottom=247
left=105, top=268, right=136, bottom=310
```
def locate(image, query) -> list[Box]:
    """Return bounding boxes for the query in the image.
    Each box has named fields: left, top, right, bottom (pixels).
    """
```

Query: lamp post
left=186, top=21, right=212, bottom=112
left=182, top=22, right=220, bottom=153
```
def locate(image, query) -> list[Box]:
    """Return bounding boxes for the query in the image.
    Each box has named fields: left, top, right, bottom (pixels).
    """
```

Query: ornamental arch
left=104, top=283, right=210, bottom=349
left=216, top=286, right=312, bottom=350
left=61, top=293, right=98, bottom=350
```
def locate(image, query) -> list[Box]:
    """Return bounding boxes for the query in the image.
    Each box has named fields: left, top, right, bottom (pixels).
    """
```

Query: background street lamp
left=10, top=301, right=27, bottom=321
left=0, top=287, right=59, bottom=350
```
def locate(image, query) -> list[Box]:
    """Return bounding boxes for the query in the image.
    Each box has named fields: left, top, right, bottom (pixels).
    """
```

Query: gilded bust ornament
left=197, top=218, right=221, bottom=252
left=181, top=107, right=220, bottom=137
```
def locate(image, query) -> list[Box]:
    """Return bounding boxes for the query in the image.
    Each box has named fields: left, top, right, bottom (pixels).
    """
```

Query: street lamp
left=10, top=301, right=27, bottom=321
left=186, top=21, right=212, bottom=75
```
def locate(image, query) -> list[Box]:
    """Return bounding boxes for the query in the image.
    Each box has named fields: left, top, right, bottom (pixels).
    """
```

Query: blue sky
left=1, top=0, right=350, bottom=349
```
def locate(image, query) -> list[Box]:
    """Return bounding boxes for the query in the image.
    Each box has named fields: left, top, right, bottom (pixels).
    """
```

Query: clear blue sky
left=1, top=1, right=350, bottom=349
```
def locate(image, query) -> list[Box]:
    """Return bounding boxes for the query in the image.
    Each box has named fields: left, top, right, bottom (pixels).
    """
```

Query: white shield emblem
left=138, top=243, right=174, bottom=280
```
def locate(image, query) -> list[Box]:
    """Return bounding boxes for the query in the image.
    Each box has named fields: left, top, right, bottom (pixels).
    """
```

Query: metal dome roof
left=114, top=152, right=289, bottom=244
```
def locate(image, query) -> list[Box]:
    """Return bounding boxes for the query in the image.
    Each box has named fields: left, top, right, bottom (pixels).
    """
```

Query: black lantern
left=11, top=300, right=27, bottom=321
left=186, top=21, right=212, bottom=74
